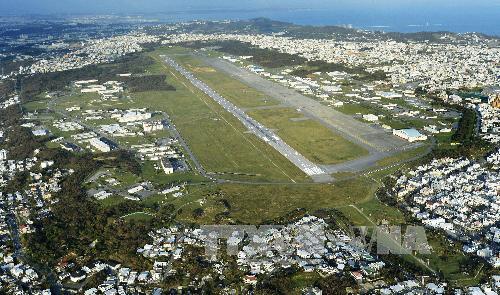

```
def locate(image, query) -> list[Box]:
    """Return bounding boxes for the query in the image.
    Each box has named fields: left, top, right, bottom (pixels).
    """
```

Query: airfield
left=180, top=52, right=420, bottom=177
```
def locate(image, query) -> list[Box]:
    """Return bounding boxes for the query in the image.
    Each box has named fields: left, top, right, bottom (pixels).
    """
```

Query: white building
left=0, top=149, right=7, bottom=160
left=143, top=121, right=164, bottom=133
left=128, top=185, right=144, bottom=194
left=118, top=112, right=152, bottom=123
left=32, top=129, right=48, bottom=137
left=161, top=158, right=174, bottom=175
left=363, top=114, right=379, bottom=122
left=393, top=128, right=428, bottom=142
left=89, top=138, right=111, bottom=152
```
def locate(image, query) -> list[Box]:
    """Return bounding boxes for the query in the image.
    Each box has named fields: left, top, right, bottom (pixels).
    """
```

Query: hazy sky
left=0, top=0, right=498, bottom=15
left=1, top=0, right=499, bottom=34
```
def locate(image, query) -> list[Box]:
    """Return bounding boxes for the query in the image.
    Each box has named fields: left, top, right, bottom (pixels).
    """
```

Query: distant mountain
left=160, top=18, right=499, bottom=43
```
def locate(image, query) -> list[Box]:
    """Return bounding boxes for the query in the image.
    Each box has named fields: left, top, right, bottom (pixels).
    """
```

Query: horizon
left=1, top=0, right=499, bottom=35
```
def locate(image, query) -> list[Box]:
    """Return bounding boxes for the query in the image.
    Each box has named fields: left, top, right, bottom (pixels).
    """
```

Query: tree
left=192, top=208, right=205, bottom=219
left=317, top=275, right=357, bottom=295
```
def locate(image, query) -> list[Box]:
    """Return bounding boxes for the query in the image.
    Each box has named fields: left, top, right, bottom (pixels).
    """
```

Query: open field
left=247, top=107, right=368, bottom=164
left=143, top=51, right=309, bottom=183
left=160, top=48, right=370, bottom=167
left=173, top=52, right=281, bottom=109
left=196, top=54, right=411, bottom=154
left=172, top=178, right=378, bottom=224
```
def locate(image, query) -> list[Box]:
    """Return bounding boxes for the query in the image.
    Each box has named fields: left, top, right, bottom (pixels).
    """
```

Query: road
left=162, top=55, right=333, bottom=183
left=46, top=92, right=121, bottom=150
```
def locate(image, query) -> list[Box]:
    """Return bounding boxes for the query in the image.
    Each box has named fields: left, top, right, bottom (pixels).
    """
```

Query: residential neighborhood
left=0, top=13, right=499, bottom=295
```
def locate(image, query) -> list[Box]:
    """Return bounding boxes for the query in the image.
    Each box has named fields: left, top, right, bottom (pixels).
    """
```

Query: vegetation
left=26, top=150, right=177, bottom=268
left=145, top=50, right=309, bottom=182
left=173, top=178, right=377, bottom=225
left=125, top=74, right=175, bottom=92
left=168, top=50, right=368, bottom=165
left=451, top=108, right=476, bottom=144
left=290, top=60, right=387, bottom=81
left=0, top=79, right=15, bottom=98
left=173, top=51, right=280, bottom=108
left=20, top=54, right=175, bottom=100
left=181, top=40, right=307, bottom=68
left=0, top=105, right=46, bottom=159
left=248, top=107, right=368, bottom=164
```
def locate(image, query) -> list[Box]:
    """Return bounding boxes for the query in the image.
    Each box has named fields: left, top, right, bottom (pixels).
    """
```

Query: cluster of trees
left=0, top=52, right=183, bottom=270
left=451, top=108, right=477, bottom=145
left=254, top=267, right=357, bottom=295
left=379, top=254, right=433, bottom=283
left=26, top=149, right=176, bottom=269
left=291, top=60, right=387, bottom=81
left=20, top=53, right=175, bottom=100
left=181, top=40, right=307, bottom=68
left=125, top=74, right=175, bottom=92
left=0, top=79, right=15, bottom=98
left=0, top=105, right=45, bottom=160
left=375, top=175, right=399, bottom=207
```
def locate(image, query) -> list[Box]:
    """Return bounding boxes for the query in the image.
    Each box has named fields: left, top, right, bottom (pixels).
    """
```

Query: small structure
left=0, top=149, right=7, bottom=161
left=32, top=129, right=48, bottom=137
left=393, top=128, right=428, bottom=142
left=143, top=121, right=164, bottom=133
left=363, top=114, right=379, bottom=122
left=161, top=158, right=174, bottom=175
left=89, top=137, right=111, bottom=152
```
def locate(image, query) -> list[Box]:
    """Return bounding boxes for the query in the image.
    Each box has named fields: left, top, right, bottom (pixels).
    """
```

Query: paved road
left=197, top=55, right=412, bottom=155
left=162, top=55, right=333, bottom=183
left=6, top=212, right=22, bottom=258
left=46, top=93, right=122, bottom=150
left=321, top=142, right=423, bottom=174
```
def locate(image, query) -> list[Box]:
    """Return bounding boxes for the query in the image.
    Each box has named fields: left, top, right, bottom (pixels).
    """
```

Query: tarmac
left=196, top=54, right=421, bottom=174
left=162, top=55, right=333, bottom=183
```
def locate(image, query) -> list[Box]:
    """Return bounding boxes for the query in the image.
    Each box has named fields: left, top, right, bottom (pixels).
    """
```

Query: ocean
left=152, top=6, right=500, bottom=36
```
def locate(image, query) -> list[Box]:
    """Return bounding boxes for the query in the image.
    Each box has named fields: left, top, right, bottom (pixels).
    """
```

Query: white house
left=89, top=138, right=111, bottom=152
left=393, top=129, right=428, bottom=142
left=161, top=158, right=174, bottom=175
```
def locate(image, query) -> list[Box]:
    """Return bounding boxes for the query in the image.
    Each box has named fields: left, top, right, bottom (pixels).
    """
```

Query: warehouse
left=89, top=137, right=112, bottom=152
left=393, top=128, right=427, bottom=142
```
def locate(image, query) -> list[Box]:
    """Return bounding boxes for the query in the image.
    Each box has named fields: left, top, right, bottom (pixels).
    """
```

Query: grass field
left=172, top=177, right=378, bottom=224
left=174, top=53, right=281, bottom=109
left=248, top=107, right=369, bottom=164
left=122, top=211, right=155, bottom=222
left=336, top=103, right=374, bottom=115
left=136, top=51, right=310, bottom=183
left=158, top=47, right=368, bottom=166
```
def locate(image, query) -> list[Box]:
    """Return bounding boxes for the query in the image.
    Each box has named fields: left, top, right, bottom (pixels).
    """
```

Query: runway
left=161, top=55, right=333, bottom=183
left=197, top=55, right=412, bottom=155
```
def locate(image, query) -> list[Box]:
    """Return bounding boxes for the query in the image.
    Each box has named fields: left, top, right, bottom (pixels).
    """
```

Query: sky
left=0, top=0, right=498, bottom=15
left=0, top=0, right=499, bottom=34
